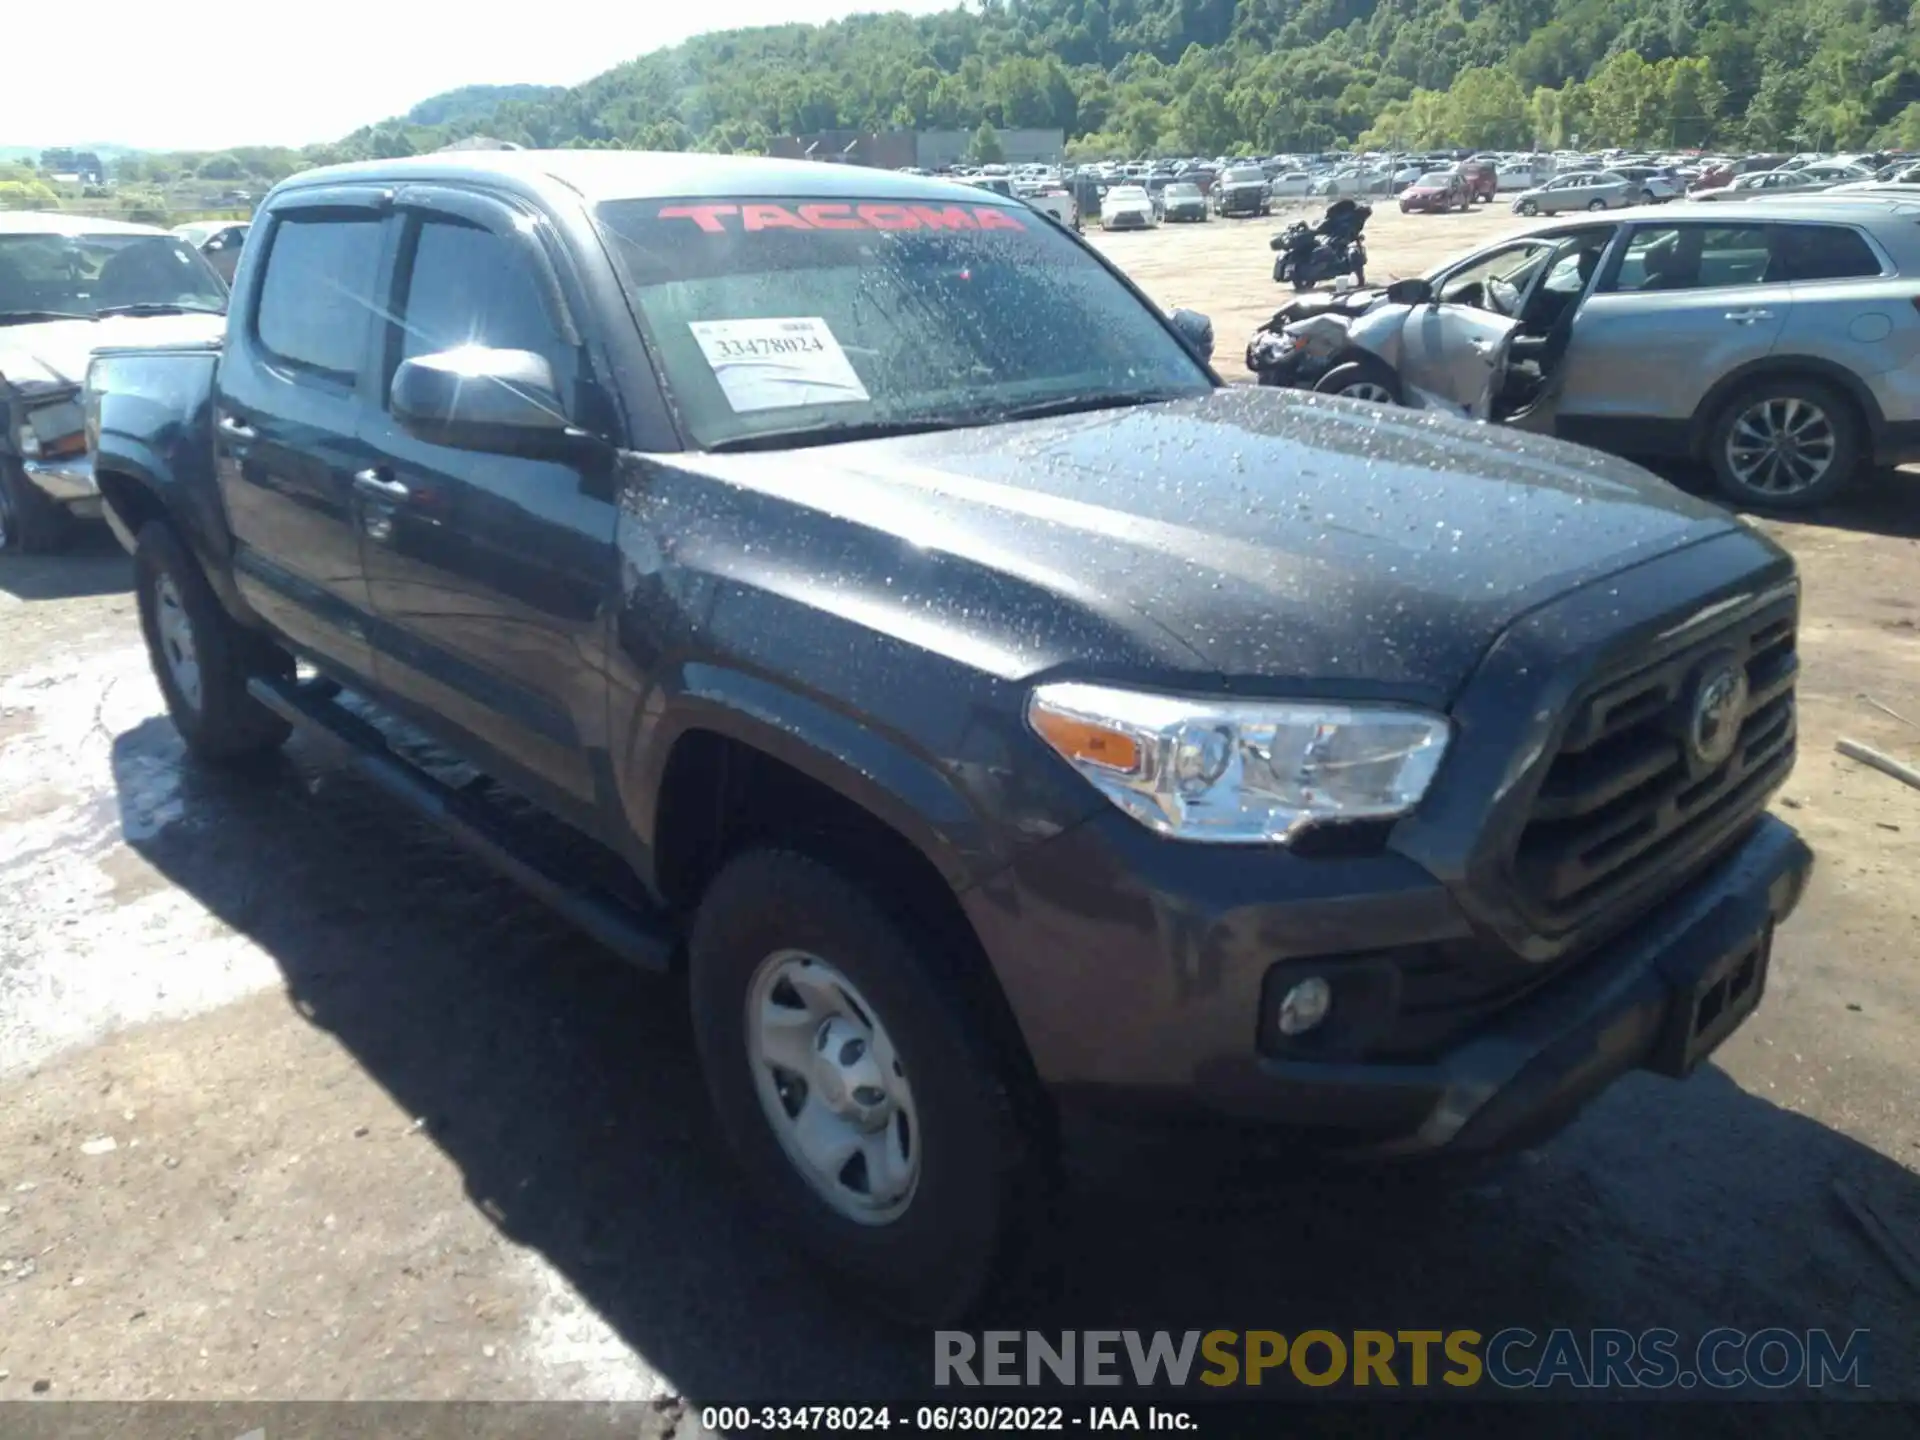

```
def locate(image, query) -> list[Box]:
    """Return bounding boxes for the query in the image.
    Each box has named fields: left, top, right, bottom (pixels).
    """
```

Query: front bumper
left=22, top=455, right=103, bottom=517
left=964, top=808, right=1810, bottom=1159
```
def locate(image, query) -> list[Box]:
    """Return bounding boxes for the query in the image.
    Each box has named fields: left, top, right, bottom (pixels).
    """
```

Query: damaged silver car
left=2, top=212, right=226, bottom=554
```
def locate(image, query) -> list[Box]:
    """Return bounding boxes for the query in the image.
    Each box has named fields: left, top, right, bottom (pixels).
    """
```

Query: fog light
left=1277, top=976, right=1333, bottom=1036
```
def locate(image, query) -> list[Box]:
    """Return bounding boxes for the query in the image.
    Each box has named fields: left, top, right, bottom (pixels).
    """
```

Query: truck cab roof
left=273, top=150, right=1014, bottom=209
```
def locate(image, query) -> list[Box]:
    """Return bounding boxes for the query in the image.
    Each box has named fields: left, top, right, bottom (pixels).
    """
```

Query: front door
left=353, top=189, right=617, bottom=818
left=215, top=190, right=391, bottom=680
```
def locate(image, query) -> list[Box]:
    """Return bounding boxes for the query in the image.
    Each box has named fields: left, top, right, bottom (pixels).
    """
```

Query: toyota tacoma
left=86, top=151, right=1811, bottom=1323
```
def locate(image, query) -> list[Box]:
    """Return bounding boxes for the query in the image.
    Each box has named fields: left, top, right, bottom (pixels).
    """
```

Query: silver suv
left=1419, top=199, right=1920, bottom=507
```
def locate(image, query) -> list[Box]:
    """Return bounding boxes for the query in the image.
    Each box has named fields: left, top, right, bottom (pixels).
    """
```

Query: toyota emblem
left=1688, top=660, right=1749, bottom=769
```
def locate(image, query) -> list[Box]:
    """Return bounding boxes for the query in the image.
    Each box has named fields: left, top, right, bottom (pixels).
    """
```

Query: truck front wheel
left=689, top=847, right=1042, bottom=1325
left=134, top=521, right=293, bottom=764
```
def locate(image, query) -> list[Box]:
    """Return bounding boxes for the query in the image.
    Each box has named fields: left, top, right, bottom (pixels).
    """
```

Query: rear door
left=215, top=187, right=391, bottom=680
left=1551, top=219, right=1791, bottom=449
left=353, top=185, right=619, bottom=816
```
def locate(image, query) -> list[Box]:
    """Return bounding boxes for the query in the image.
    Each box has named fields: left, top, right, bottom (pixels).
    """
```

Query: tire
left=1587, top=198, right=1607, bottom=211
left=133, top=521, right=293, bottom=763
left=0, top=458, right=74, bottom=556
left=689, top=848, right=1045, bottom=1325
left=1314, top=359, right=1403, bottom=406
left=1518, top=200, right=1538, bottom=216
left=1640, top=189, right=1657, bottom=205
left=1705, top=377, right=1863, bottom=511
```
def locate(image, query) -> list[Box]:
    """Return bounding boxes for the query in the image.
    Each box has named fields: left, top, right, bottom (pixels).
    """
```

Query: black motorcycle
left=1270, top=199, right=1371, bottom=291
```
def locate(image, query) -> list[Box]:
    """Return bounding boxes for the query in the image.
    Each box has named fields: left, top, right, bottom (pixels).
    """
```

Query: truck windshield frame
left=593, top=195, right=1213, bottom=452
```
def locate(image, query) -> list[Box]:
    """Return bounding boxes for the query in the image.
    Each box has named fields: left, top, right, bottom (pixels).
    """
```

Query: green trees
left=79, top=0, right=1920, bottom=182
left=971, top=121, right=1006, bottom=164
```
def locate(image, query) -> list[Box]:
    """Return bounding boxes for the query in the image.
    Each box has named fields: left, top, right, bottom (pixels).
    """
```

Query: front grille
left=1512, top=594, right=1798, bottom=931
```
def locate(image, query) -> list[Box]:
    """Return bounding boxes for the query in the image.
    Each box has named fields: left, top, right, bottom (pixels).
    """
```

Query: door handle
left=1724, top=309, right=1775, bottom=323
left=353, top=467, right=410, bottom=501
left=217, top=415, right=256, bottom=441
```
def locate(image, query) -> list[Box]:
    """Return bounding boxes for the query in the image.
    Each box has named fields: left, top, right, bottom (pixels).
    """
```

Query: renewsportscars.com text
left=934, top=1328, right=1870, bottom=1391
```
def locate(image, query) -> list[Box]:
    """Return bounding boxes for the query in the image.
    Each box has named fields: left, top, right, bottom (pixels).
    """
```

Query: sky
left=3, top=0, right=958, bottom=154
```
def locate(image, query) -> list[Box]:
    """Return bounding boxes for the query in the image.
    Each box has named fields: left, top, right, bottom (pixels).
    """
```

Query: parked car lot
left=1, top=189, right=1918, bottom=1410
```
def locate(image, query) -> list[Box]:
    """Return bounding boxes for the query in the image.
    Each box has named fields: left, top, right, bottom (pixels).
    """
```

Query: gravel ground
left=1, top=210, right=1918, bottom=1422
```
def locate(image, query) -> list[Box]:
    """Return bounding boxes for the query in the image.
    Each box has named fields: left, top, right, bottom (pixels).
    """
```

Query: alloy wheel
left=745, top=949, right=920, bottom=1225
left=1726, top=397, right=1837, bottom=497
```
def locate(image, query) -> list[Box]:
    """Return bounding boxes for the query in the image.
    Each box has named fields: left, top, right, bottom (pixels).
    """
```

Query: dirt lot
left=2, top=206, right=1919, bottom=1420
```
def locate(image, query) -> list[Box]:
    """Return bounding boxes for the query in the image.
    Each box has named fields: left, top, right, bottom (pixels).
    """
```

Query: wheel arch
left=644, top=710, right=1050, bottom=1118
left=1688, top=356, right=1883, bottom=459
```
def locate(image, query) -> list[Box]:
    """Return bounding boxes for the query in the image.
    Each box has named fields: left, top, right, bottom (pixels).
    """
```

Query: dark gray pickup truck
left=87, top=150, right=1812, bottom=1323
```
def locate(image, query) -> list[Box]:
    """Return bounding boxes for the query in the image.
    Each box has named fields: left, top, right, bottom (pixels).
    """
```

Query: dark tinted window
left=395, top=219, right=560, bottom=373
left=1772, top=224, right=1882, bottom=281
left=256, top=216, right=383, bottom=376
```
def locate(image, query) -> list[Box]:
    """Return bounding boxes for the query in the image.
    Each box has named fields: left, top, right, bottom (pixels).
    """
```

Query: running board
left=247, top=675, right=677, bottom=973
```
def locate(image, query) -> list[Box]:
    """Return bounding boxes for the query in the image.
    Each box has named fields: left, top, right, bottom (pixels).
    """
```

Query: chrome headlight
left=1028, top=682, right=1450, bottom=843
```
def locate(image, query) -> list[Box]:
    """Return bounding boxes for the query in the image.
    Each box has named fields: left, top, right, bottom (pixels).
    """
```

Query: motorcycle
left=1270, top=200, right=1371, bottom=291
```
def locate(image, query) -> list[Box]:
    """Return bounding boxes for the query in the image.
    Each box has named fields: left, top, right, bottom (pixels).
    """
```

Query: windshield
left=0, top=232, right=227, bottom=321
left=1167, top=185, right=1201, bottom=198
left=595, top=196, right=1213, bottom=451
left=1418, top=172, right=1455, bottom=186
left=1225, top=169, right=1266, bottom=184
left=1108, top=187, right=1150, bottom=204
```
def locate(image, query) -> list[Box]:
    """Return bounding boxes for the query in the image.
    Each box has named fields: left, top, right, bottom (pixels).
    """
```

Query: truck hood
left=0, top=312, right=224, bottom=398
left=678, top=388, right=1741, bottom=705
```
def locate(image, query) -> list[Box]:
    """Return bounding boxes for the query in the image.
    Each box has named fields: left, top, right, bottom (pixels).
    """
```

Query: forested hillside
left=86, top=0, right=1920, bottom=198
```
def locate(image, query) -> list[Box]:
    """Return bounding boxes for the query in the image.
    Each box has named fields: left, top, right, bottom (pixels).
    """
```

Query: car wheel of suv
left=0, top=459, right=74, bottom=556
left=689, top=847, right=1044, bottom=1325
left=1707, top=378, right=1862, bottom=510
left=1315, top=359, right=1402, bottom=406
left=133, top=521, right=293, bottom=763
left=1640, top=188, right=1657, bottom=205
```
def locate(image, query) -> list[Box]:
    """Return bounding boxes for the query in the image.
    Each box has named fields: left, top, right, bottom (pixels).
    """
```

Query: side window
left=394, top=218, right=564, bottom=378
left=1772, top=225, right=1882, bottom=282
left=255, top=215, right=384, bottom=378
left=1605, top=225, right=1770, bottom=292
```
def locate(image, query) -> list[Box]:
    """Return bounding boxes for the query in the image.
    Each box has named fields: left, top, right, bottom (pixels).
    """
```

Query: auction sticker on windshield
left=687, top=316, right=871, bottom=412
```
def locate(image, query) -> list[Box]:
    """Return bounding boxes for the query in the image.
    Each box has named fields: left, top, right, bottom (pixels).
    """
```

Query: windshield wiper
left=708, top=417, right=964, bottom=453
left=976, top=388, right=1202, bottom=424
left=92, top=303, right=225, bottom=318
left=0, top=309, right=94, bottom=326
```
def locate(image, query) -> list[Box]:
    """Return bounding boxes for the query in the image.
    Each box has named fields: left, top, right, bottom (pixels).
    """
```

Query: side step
left=247, top=674, right=677, bottom=972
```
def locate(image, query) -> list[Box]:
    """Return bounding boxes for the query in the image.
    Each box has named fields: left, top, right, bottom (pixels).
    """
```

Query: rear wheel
left=1706, top=378, right=1862, bottom=511
left=133, top=521, right=293, bottom=763
left=1587, top=198, right=1607, bottom=211
left=690, top=848, right=1045, bottom=1325
left=0, top=459, right=73, bottom=556
left=1640, top=188, right=1657, bottom=205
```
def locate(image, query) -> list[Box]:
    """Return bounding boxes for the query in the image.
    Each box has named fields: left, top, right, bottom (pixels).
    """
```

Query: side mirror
left=391, top=346, right=576, bottom=458
left=1384, top=277, right=1435, bottom=306
left=1169, top=307, right=1216, bottom=363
